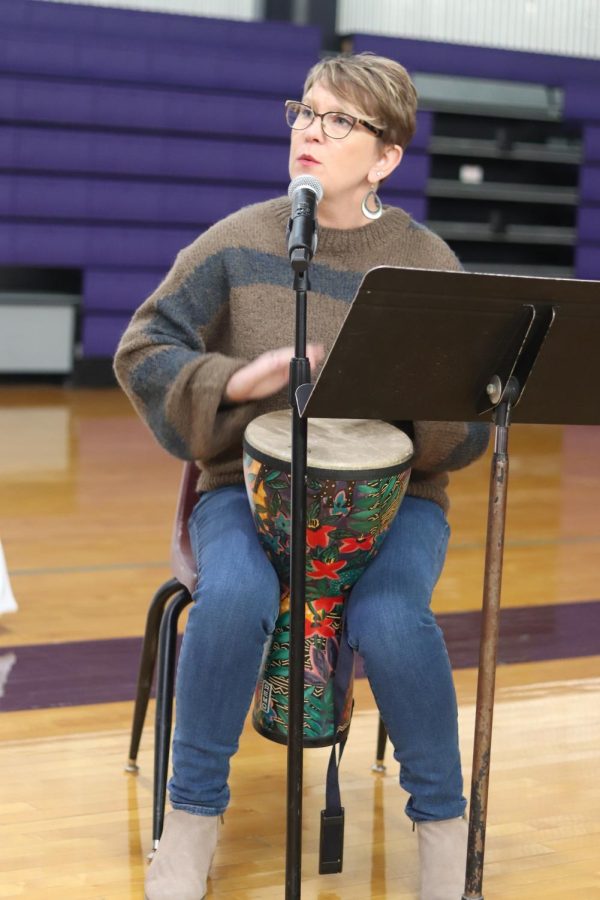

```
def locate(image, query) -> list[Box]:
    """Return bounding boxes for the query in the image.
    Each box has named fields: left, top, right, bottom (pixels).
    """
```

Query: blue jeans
left=169, top=484, right=466, bottom=823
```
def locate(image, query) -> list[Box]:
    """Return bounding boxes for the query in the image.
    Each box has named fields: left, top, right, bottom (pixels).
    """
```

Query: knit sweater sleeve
left=113, top=227, right=257, bottom=462
left=410, top=420, right=490, bottom=474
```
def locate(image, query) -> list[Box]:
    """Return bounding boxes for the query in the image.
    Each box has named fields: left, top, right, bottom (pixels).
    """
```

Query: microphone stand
left=286, top=241, right=315, bottom=900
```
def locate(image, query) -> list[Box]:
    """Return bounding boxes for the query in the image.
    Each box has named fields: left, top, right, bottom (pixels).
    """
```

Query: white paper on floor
left=0, top=652, right=16, bottom=697
left=0, top=539, right=17, bottom=614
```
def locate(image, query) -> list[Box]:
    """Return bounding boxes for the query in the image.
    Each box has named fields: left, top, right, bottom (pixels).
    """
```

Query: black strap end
left=319, top=808, right=344, bottom=874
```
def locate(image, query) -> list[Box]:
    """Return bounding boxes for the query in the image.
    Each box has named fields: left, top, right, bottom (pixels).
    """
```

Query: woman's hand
left=224, top=344, right=325, bottom=404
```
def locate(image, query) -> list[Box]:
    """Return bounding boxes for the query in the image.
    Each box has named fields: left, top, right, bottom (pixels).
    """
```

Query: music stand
left=291, top=265, right=600, bottom=899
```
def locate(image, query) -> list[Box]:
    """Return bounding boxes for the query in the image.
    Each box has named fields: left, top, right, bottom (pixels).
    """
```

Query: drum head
left=244, top=410, right=413, bottom=479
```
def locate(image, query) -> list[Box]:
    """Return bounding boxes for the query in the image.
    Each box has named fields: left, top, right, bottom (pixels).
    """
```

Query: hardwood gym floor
left=1, top=386, right=598, bottom=898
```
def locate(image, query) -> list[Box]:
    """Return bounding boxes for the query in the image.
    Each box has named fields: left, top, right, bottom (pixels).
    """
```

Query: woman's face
left=288, top=80, right=401, bottom=214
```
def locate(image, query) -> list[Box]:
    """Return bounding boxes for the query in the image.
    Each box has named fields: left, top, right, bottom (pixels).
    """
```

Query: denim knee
left=347, top=599, right=438, bottom=665
left=190, top=561, right=280, bottom=639
left=188, top=485, right=282, bottom=637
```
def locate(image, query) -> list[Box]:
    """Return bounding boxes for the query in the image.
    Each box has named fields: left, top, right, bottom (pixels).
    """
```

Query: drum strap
left=319, top=621, right=354, bottom=875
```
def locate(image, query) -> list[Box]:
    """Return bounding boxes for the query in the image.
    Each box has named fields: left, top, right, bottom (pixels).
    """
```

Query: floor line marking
left=8, top=533, right=600, bottom=578
left=9, top=560, right=170, bottom=577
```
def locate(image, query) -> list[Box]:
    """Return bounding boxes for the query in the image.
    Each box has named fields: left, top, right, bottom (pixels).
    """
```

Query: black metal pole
left=463, top=377, right=518, bottom=900
left=286, top=266, right=311, bottom=900
left=371, top=716, right=388, bottom=773
left=152, top=589, right=191, bottom=853
left=126, top=577, right=181, bottom=773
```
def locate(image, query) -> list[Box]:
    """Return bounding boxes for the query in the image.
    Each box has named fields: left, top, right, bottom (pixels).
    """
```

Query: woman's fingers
left=224, top=344, right=325, bottom=403
left=306, top=343, right=325, bottom=370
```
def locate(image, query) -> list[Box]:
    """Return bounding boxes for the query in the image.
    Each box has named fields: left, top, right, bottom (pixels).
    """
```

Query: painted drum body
left=243, top=411, right=413, bottom=747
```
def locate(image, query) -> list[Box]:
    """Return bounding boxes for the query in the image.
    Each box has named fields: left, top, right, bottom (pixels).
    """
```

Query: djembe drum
left=243, top=410, right=413, bottom=748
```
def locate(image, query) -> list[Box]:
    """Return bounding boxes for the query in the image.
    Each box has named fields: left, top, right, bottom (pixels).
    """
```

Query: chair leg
left=152, top=588, right=193, bottom=852
left=371, top=715, right=387, bottom=773
left=125, top=577, right=182, bottom=773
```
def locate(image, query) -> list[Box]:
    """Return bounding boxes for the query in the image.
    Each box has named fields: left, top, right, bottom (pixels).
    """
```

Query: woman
left=115, top=53, right=489, bottom=900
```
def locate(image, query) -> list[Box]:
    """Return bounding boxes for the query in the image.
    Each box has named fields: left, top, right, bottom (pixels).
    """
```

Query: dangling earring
left=361, top=188, right=383, bottom=221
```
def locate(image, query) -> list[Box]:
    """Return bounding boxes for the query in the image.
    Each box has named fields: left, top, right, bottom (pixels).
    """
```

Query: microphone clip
left=286, top=216, right=318, bottom=274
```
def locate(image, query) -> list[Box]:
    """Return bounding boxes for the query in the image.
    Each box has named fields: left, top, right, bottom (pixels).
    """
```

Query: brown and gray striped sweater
left=114, top=196, right=489, bottom=512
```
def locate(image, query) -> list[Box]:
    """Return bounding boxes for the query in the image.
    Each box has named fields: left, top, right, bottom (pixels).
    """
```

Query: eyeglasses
left=284, top=100, right=383, bottom=140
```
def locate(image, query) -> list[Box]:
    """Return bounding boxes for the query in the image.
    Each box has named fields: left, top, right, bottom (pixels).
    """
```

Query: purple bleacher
left=0, top=222, right=199, bottom=268
left=575, top=245, right=600, bottom=280
left=0, top=1, right=321, bottom=55
left=579, top=127, right=600, bottom=277
left=564, top=83, right=600, bottom=123
left=0, top=77, right=287, bottom=139
left=83, top=268, right=168, bottom=315
left=0, top=172, right=426, bottom=229
left=385, top=195, right=426, bottom=223
left=352, top=33, right=600, bottom=86
left=579, top=127, right=600, bottom=282
left=410, top=110, right=432, bottom=148
left=0, top=6, right=330, bottom=363
left=0, top=126, right=289, bottom=182
left=0, top=176, right=281, bottom=225
left=0, top=76, right=432, bottom=150
left=82, top=312, right=132, bottom=357
left=0, top=31, right=315, bottom=95
left=584, top=126, right=600, bottom=162
left=580, top=166, right=600, bottom=203
left=577, top=207, right=600, bottom=242
left=0, top=126, right=428, bottom=189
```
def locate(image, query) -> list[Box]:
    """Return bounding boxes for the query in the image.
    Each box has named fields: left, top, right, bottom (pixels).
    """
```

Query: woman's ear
left=369, top=144, right=403, bottom=184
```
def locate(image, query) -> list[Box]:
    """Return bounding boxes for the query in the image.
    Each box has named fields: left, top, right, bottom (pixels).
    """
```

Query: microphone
left=287, top=175, right=324, bottom=272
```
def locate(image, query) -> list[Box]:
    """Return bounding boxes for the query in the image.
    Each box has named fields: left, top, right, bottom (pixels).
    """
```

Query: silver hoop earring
left=361, top=189, right=383, bottom=221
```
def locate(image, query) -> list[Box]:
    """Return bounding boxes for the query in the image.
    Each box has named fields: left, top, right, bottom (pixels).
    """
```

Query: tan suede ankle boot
left=416, top=815, right=468, bottom=900
left=144, top=810, right=220, bottom=900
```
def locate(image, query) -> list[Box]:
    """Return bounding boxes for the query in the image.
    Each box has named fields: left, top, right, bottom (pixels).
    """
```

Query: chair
left=125, top=462, right=197, bottom=851
left=125, top=462, right=389, bottom=852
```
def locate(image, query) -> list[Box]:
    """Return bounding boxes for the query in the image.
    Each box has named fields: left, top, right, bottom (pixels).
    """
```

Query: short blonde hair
left=303, top=52, right=418, bottom=149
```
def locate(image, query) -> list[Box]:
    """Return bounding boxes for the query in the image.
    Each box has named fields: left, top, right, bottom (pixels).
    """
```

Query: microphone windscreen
left=288, top=175, right=324, bottom=204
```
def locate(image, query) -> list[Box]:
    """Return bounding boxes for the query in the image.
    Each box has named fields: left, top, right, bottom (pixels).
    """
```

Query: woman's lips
left=297, top=155, right=320, bottom=165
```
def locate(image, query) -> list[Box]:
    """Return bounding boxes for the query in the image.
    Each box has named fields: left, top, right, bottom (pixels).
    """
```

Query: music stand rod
left=286, top=263, right=312, bottom=900
left=463, top=376, right=518, bottom=900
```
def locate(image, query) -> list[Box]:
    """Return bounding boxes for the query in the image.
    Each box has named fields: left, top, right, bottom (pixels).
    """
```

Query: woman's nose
left=304, top=115, right=324, bottom=140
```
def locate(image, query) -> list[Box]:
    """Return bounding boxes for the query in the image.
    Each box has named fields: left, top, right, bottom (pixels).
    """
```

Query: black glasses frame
left=284, top=100, right=383, bottom=139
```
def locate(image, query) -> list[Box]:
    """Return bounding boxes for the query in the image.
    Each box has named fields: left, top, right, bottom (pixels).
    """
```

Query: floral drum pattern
left=243, top=448, right=412, bottom=747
